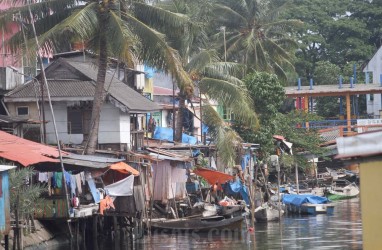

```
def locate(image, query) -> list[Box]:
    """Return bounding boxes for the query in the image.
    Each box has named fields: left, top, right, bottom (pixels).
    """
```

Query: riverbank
left=1, top=220, right=69, bottom=250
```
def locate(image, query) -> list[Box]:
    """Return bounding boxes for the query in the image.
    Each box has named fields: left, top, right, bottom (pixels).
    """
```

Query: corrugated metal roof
left=5, top=58, right=160, bottom=113
left=4, top=80, right=95, bottom=100
left=63, top=153, right=122, bottom=163
left=65, top=59, right=160, bottom=113
left=0, top=115, right=29, bottom=123
left=0, top=131, right=64, bottom=166
left=336, top=130, right=382, bottom=159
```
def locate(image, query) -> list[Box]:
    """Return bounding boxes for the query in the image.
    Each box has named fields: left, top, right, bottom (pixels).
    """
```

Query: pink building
left=0, top=2, right=22, bottom=68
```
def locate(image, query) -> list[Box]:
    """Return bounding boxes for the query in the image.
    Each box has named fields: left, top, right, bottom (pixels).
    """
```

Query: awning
left=193, top=167, right=233, bottom=185
left=110, top=162, right=139, bottom=176
left=0, top=131, right=64, bottom=167
left=0, top=165, right=16, bottom=172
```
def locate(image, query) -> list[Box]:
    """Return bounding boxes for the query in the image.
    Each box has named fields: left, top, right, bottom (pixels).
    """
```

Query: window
left=222, top=107, right=234, bottom=121
left=17, top=106, right=29, bottom=116
left=67, top=108, right=83, bottom=134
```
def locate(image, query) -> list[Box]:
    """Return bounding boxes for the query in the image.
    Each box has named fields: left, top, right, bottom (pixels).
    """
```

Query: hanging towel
left=64, top=171, right=71, bottom=187
left=54, top=172, right=62, bottom=188
left=85, top=172, right=100, bottom=203
left=70, top=175, right=77, bottom=196
left=104, top=175, right=135, bottom=196
left=75, top=174, right=82, bottom=194
left=38, top=172, right=49, bottom=182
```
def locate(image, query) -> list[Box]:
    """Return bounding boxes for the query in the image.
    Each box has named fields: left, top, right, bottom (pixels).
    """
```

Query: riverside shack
left=336, top=130, right=382, bottom=250
left=0, top=165, right=16, bottom=248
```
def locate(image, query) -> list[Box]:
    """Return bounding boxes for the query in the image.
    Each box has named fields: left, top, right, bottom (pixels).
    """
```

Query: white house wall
left=118, top=111, right=130, bottom=145
left=364, top=47, right=382, bottom=117
left=45, top=102, right=83, bottom=145
left=45, top=102, right=131, bottom=145
left=98, top=103, right=126, bottom=144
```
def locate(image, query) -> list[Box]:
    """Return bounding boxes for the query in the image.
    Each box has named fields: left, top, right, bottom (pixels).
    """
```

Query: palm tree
left=210, top=0, right=302, bottom=81
left=148, top=0, right=259, bottom=166
left=0, top=0, right=194, bottom=154
left=187, top=49, right=259, bottom=166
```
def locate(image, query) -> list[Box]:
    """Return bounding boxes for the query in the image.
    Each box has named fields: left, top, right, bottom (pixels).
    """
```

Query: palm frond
left=202, top=104, right=242, bottom=167
left=199, top=77, right=258, bottom=129
left=106, top=10, right=138, bottom=62
left=124, top=12, right=194, bottom=96
left=185, top=49, right=219, bottom=72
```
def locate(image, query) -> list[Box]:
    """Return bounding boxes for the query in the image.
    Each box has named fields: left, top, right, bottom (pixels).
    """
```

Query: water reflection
left=34, top=199, right=362, bottom=249
left=136, top=198, right=362, bottom=250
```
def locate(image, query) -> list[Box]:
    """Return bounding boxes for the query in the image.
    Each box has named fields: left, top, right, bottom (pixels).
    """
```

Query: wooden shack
left=0, top=165, right=16, bottom=248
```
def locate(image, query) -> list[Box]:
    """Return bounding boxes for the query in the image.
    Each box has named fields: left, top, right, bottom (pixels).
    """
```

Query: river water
left=136, top=198, right=362, bottom=250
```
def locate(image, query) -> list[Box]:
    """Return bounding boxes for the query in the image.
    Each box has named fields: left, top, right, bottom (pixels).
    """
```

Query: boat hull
left=285, top=203, right=334, bottom=215
left=149, top=215, right=243, bottom=232
left=255, top=207, right=283, bottom=222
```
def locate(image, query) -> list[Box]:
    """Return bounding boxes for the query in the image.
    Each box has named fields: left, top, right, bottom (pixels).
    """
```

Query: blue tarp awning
left=282, top=194, right=329, bottom=206
left=153, top=127, right=197, bottom=145
left=222, top=179, right=250, bottom=205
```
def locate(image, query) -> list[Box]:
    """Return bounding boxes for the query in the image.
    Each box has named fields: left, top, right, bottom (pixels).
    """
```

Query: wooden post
left=346, top=93, right=351, bottom=132
left=5, top=235, right=9, bottom=250
left=75, top=220, right=79, bottom=250
left=82, top=219, right=87, bottom=250
left=295, top=164, right=299, bottom=194
left=304, top=95, right=309, bottom=128
left=249, top=151, right=255, bottom=229
left=113, top=216, right=118, bottom=250
left=92, top=215, right=98, bottom=250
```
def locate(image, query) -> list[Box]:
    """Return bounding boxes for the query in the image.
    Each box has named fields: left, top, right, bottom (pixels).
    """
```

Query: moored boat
left=282, top=194, right=335, bottom=215
left=325, top=179, right=360, bottom=201
left=149, top=215, right=243, bottom=232
left=254, top=203, right=283, bottom=222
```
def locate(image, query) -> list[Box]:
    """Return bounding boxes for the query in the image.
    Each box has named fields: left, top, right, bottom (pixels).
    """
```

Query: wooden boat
left=282, top=194, right=335, bottom=215
left=254, top=203, right=283, bottom=222
left=326, top=179, right=360, bottom=201
left=149, top=215, right=243, bottom=232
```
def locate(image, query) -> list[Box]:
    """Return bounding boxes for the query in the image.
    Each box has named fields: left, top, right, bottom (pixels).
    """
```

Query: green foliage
left=235, top=72, right=285, bottom=157
left=209, top=0, right=301, bottom=81
left=9, top=168, right=45, bottom=217
left=244, top=72, right=285, bottom=118
left=282, top=0, right=375, bottom=80
left=235, top=71, right=326, bottom=167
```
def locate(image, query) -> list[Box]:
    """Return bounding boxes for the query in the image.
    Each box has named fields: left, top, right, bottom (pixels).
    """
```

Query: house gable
left=43, top=58, right=92, bottom=81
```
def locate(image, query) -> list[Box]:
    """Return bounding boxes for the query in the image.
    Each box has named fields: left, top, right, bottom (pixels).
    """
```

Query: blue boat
left=282, top=194, right=335, bottom=215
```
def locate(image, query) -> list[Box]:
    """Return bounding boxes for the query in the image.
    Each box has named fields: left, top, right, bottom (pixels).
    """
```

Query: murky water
left=136, top=198, right=362, bottom=250
left=36, top=198, right=361, bottom=249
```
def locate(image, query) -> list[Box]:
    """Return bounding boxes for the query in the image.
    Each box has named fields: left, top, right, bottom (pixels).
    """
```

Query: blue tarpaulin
left=153, top=127, right=197, bottom=145
left=144, top=65, right=156, bottom=78
left=282, top=194, right=329, bottom=206
left=222, top=179, right=250, bottom=205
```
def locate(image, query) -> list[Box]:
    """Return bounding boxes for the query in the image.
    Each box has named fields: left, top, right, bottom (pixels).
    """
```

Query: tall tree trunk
left=84, top=8, right=108, bottom=155
left=175, top=94, right=186, bottom=142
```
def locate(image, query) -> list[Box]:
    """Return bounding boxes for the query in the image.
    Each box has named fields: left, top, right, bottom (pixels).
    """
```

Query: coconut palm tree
left=210, top=0, right=302, bottom=81
left=0, top=0, right=194, bottom=154
left=147, top=0, right=259, bottom=166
